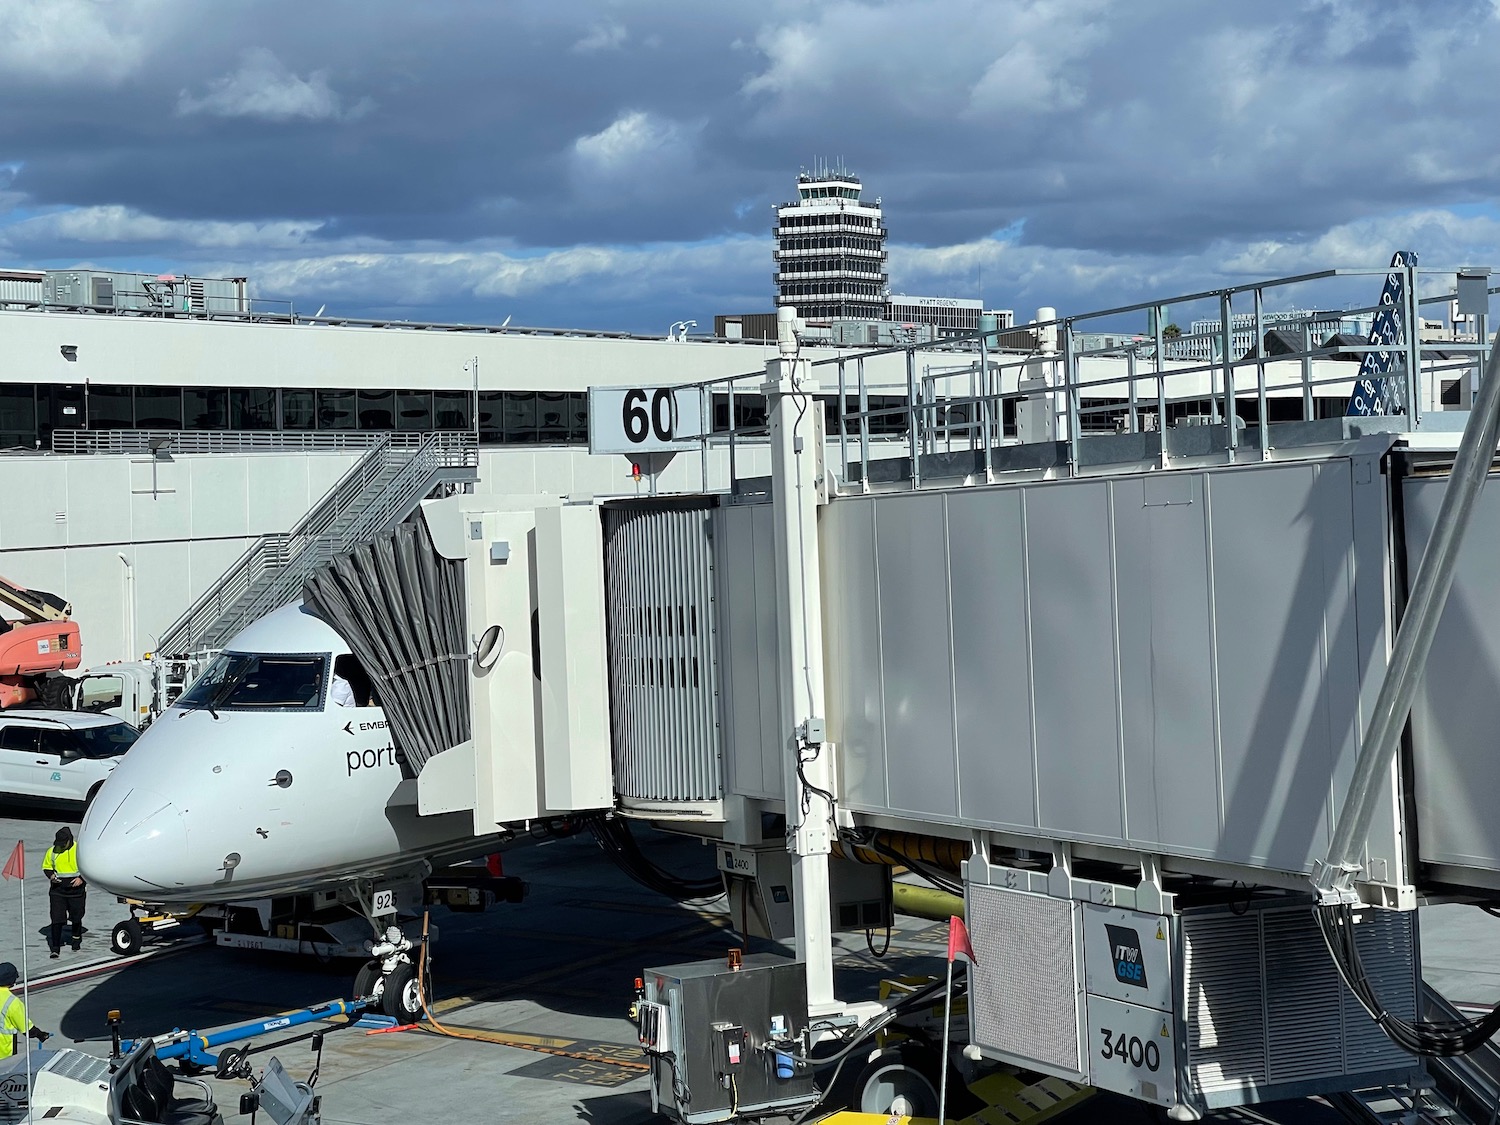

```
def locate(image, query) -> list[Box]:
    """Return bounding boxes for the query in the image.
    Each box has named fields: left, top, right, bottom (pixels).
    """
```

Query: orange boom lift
left=0, top=575, right=82, bottom=709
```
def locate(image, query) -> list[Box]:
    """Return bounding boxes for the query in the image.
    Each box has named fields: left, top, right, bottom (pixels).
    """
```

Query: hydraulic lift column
left=764, top=306, right=838, bottom=1015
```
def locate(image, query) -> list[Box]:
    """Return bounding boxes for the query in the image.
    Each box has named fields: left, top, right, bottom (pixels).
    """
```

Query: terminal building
left=6, top=254, right=1500, bottom=1124
left=0, top=257, right=1458, bottom=675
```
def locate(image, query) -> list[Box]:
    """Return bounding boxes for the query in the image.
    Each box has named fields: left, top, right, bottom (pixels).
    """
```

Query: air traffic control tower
left=773, top=163, right=889, bottom=321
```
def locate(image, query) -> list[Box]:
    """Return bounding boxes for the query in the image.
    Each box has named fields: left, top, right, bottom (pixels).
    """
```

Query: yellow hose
left=893, top=882, right=965, bottom=922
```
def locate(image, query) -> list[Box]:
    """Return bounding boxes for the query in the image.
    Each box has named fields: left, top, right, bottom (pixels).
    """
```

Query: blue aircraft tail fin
left=1346, top=250, right=1418, bottom=417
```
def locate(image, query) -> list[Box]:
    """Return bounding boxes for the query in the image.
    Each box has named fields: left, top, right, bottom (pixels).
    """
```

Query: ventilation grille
left=1263, top=910, right=1345, bottom=1083
left=1344, top=911, right=1417, bottom=1073
left=604, top=502, right=723, bottom=803
left=1184, top=914, right=1267, bottom=1092
left=1184, top=906, right=1415, bottom=1099
left=45, top=1050, right=111, bottom=1084
left=967, top=883, right=1081, bottom=1074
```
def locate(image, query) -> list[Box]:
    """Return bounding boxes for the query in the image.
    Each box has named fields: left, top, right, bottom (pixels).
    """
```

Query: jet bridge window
left=178, top=653, right=330, bottom=712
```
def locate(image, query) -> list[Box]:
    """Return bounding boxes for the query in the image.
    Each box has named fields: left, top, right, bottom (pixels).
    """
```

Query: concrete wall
left=0, top=309, right=924, bottom=393
left=0, top=451, right=360, bottom=664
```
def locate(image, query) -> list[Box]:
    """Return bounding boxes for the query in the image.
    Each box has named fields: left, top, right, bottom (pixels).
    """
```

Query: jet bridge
left=316, top=264, right=1500, bottom=1120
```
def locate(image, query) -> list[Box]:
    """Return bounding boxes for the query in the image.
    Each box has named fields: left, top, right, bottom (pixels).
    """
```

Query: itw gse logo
left=1105, top=924, right=1147, bottom=988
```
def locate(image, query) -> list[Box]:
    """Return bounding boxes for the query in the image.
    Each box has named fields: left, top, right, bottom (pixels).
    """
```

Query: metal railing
left=155, top=431, right=476, bottom=655
left=675, top=264, right=1500, bottom=493
left=1417, top=982, right=1500, bottom=1124
left=52, top=429, right=417, bottom=455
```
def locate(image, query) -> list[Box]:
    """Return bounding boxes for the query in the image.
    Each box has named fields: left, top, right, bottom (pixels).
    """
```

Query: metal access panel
left=717, top=844, right=892, bottom=940
left=1404, top=470, right=1500, bottom=892
left=603, top=500, right=724, bottom=812
left=643, top=954, right=816, bottom=1124
left=824, top=451, right=1407, bottom=890
left=712, top=501, right=785, bottom=802
left=966, top=882, right=1087, bottom=1079
left=971, top=879, right=1420, bottom=1114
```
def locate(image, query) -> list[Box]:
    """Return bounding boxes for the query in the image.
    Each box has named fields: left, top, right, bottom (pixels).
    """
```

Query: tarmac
left=1, top=801, right=1498, bottom=1125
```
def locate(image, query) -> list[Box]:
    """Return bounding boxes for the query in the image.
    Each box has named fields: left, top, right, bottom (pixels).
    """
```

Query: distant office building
left=886, top=295, right=981, bottom=337
left=1181, top=309, right=1375, bottom=361
left=774, top=163, right=888, bottom=320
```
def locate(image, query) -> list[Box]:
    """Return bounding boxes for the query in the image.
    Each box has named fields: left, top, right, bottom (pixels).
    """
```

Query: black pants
left=48, top=887, right=85, bottom=952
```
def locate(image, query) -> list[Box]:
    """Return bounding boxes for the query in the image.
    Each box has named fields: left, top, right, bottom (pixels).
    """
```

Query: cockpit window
left=177, top=653, right=329, bottom=712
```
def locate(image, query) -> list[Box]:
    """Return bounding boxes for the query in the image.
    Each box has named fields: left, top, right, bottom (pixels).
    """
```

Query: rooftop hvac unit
left=965, top=878, right=1419, bottom=1114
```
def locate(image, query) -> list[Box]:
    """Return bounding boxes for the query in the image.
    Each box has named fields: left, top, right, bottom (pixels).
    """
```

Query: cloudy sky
left=2, top=0, right=1499, bottom=333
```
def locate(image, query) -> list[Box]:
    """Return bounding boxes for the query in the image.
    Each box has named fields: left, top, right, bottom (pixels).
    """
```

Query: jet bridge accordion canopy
left=303, top=517, right=470, bottom=775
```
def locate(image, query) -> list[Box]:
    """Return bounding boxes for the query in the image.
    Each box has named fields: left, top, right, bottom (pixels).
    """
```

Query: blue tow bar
left=123, top=998, right=371, bottom=1071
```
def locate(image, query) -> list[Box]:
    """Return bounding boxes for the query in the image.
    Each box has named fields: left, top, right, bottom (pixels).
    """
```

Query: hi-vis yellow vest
left=43, top=843, right=79, bottom=878
left=0, top=988, right=29, bottom=1060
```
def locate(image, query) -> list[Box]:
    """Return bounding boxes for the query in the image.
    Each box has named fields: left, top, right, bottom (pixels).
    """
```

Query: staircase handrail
left=168, top=432, right=476, bottom=652
left=156, top=437, right=395, bottom=655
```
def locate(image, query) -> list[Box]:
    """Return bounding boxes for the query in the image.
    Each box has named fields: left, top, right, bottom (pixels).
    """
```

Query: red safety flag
left=1, top=840, right=23, bottom=881
left=946, top=914, right=977, bottom=964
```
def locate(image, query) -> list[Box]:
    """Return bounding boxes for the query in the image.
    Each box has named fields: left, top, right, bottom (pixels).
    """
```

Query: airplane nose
left=78, top=785, right=190, bottom=898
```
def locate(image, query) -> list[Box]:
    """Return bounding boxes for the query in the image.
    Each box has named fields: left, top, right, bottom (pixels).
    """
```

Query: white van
left=0, top=711, right=140, bottom=810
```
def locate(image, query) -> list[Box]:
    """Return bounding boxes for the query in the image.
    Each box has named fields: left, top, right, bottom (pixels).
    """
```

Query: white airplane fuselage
left=79, top=605, right=488, bottom=904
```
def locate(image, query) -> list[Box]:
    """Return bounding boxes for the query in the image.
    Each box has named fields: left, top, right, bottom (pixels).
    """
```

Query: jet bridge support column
left=765, top=306, right=838, bottom=1015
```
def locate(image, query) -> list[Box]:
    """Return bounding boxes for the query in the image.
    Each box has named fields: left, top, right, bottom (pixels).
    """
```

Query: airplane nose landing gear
left=354, top=925, right=432, bottom=1024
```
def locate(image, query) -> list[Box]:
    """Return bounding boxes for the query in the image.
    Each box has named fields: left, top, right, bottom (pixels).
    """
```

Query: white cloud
left=966, top=0, right=1108, bottom=116
left=1, top=205, right=326, bottom=251
left=745, top=0, right=1109, bottom=123
left=569, top=112, right=701, bottom=205
left=572, top=22, right=627, bottom=53
left=1222, top=210, right=1500, bottom=277
left=241, top=237, right=768, bottom=308
left=573, top=111, right=688, bottom=173
left=176, top=47, right=366, bottom=122
left=0, top=0, right=155, bottom=83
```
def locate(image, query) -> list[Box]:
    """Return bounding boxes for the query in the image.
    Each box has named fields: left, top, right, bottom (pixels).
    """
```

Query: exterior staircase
left=156, top=431, right=477, bottom=656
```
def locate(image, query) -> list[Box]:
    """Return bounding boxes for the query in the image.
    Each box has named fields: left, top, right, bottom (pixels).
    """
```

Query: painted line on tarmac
left=27, top=936, right=208, bottom=991
left=415, top=1022, right=648, bottom=1072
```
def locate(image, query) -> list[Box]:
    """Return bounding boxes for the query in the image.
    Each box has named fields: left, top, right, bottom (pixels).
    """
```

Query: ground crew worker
left=0, top=962, right=49, bottom=1059
left=41, top=828, right=85, bottom=958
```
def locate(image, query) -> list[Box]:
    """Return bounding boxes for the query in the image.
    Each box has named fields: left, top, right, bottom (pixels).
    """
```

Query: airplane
left=77, top=602, right=520, bottom=1017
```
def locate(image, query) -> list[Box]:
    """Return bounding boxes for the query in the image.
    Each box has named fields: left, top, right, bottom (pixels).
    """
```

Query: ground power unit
left=641, top=955, right=817, bottom=1124
left=965, top=875, right=1421, bottom=1114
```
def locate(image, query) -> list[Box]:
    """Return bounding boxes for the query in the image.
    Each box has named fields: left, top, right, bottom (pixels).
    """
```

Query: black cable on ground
left=1318, top=903, right=1500, bottom=1056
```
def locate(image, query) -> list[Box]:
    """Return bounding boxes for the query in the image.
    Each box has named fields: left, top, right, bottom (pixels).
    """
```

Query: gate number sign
left=589, top=385, right=707, bottom=455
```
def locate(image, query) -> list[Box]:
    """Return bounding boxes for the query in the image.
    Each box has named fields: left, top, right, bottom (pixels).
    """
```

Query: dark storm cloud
left=2, top=0, right=1500, bottom=330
